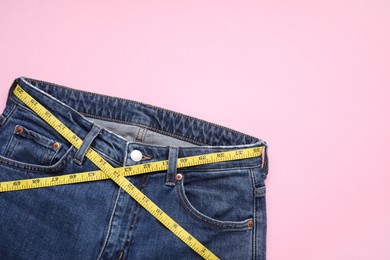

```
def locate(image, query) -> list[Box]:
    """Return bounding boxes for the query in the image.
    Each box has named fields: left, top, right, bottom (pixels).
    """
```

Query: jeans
left=0, top=77, right=268, bottom=259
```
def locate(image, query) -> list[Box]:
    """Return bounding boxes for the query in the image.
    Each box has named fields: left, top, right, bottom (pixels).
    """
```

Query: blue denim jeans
left=0, top=77, right=268, bottom=259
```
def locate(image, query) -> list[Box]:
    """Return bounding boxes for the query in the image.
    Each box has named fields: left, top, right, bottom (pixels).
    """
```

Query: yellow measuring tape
left=0, top=147, right=262, bottom=193
left=2, top=84, right=263, bottom=259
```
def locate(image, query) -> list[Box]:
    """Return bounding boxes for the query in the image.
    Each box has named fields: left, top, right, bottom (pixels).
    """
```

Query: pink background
left=1, top=1, right=389, bottom=259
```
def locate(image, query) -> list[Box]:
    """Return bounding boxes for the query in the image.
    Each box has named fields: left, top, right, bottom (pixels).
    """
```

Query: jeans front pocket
left=175, top=167, right=255, bottom=231
left=4, top=124, right=63, bottom=166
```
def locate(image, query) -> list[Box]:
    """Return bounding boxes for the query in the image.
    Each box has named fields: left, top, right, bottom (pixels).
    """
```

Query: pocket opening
left=13, top=125, right=62, bottom=152
left=0, top=145, right=75, bottom=173
left=0, top=124, right=71, bottom=171
left=175, top=170, right=255, bottom=231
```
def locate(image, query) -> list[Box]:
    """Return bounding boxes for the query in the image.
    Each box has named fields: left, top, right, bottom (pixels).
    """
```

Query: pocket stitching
left=175, top=176, right=253, bottom=231
left=14, top=125, right=61, bottom=151
left=5, top=125, right=62, bottom=166
left=14, top=134, right=55, bottom=165
left=4, top=134, right=19, bottom=158
left=0, top=146, right=75, bottom=173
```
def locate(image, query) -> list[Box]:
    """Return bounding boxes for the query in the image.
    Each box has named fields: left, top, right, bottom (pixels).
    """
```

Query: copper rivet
left=176, top=173, right=183, bottom=181
left=52, top=142, right=61, bottom=150
left=15, top=125, right=24, bottom=134
left=248, top=220, right=254, bottom=228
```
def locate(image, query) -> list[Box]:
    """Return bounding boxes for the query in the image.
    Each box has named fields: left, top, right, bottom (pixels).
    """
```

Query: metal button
left=130, top=150, right=143, bottom=162
left=176, top=173, right=183, bottom=181
left=247, top=220, right=254, bottom=228
left=52, top=142, right=61, bottom=150
left=15, top=125, right=24, bottom=134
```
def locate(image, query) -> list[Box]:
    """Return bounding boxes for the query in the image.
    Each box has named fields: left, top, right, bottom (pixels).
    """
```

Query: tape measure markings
left=0, top=147, right=262, bottom=192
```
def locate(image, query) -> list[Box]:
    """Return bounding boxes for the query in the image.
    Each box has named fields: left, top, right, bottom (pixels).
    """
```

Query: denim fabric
left=0, top=77, right=268, bottom=259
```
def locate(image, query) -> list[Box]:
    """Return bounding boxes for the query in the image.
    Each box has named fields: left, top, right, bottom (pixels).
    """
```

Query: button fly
left=130, top=150, right=143, bottom=162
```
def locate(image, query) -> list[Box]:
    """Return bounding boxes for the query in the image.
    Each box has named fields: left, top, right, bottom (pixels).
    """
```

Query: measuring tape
left=1, top=84, right=263, bottom=259
left=0, top=147, right=262, bottom=193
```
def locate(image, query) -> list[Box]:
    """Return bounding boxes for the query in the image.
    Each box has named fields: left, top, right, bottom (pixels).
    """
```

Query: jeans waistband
left=6, top=77, right=268, bottom=171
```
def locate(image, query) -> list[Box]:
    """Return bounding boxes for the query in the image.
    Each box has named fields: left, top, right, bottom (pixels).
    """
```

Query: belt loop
left=73, top=124, right=102, bottom=165
left=262, top=145, right=269, bottom=179
left=165, top=146, right=179, bottom=186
